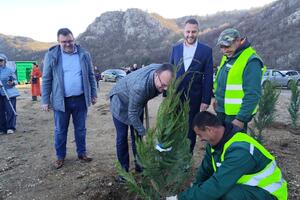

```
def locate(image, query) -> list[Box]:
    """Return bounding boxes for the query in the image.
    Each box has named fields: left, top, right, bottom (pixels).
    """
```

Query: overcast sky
left=0, top=0, right=277, bottom=42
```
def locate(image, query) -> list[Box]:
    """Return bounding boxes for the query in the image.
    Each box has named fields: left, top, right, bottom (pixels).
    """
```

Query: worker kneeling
left=168, top=111, right=287, bottom=200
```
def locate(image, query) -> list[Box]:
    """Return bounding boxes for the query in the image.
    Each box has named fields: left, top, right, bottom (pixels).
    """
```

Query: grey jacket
left=109, top=64, right=161, bottom=135
left=42, top=45, right=97, bottom=112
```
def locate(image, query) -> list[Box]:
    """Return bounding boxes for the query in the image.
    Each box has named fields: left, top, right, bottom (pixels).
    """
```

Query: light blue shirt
left=61, top=48, right=83, bottom=97
left=183, top=40, right=198, bottom=71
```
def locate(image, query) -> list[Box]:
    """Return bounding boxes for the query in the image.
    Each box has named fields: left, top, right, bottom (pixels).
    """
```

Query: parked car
left=101, top=69, right=126, bottom=82
left=280, top=70, right=300, bottom=86
left=262, top=69, right=290, bottom=88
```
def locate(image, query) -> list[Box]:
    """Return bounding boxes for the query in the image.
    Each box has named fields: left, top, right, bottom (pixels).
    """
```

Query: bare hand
left=7, top=80, right=14, bottom=86
left=91, top=97, right=97, bottom=105
left=200, top=103, right=209, bottom=112
left=232, top=119, right=244, bottom=129
left=41, top=104, right=50, bottom=111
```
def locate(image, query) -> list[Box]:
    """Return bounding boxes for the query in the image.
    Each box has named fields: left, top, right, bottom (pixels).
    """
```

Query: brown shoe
left=78, top=155, right=92, bottom=162
left=55, top=159, right=64, bottom=169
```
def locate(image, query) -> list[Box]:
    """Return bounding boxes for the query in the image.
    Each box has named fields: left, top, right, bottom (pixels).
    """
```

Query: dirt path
left=0, top=83, right=299, bottom=200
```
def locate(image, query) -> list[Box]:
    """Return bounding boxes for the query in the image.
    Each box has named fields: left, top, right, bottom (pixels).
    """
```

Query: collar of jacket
left=212, top=122, right=243, bottom=150
left=47, top=44, right=84, bottom=65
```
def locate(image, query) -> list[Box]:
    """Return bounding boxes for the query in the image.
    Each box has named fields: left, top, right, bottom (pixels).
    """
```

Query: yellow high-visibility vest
left=214, top=47, right=266, bottom=115
left=211, top=132, right=288, bottom=200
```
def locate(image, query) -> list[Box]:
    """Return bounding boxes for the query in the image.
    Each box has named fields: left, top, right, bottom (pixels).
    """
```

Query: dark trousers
left=188, top=106, right=199, bottom=153
left=0, top=96, right=17, bottom=132
left=113, top=116, right=143, bottom=172
left=53, top=95, right=87, bottom=160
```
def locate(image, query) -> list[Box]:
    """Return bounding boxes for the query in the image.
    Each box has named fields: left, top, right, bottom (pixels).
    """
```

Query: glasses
left=60, top=40, right=74, bottom=44
left=157, top=74, right=168, bottom=88
left=0, top=59, right=4, bottom=62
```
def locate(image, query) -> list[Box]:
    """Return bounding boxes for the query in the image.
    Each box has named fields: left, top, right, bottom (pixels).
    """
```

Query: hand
left=91, top=97, right=97, bottom=105
left=166, top=195, right=177, bottom=200
left=212, top=99, right=217, bottom=111
left=7, top=80, right=14, bottom=86
left=41, top=104, right=50, bottom=111
left=232, top=119, right=244, bottom=129
left=200, top=103, right=209, bottom=111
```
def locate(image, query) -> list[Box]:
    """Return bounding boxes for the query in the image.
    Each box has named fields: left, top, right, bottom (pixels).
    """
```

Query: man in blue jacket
left=42, top=28, right=97, bottom=169
left=169, top=18, right=213, bottom=152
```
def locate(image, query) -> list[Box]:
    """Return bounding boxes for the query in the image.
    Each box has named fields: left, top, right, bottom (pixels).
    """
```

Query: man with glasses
left=108, top=63, right=174, bottom=179
left=42, top=28, right=97, bottom=169
left=169, top=18, right=213, bottom=153
left=213, top=28, right=265, bottom=130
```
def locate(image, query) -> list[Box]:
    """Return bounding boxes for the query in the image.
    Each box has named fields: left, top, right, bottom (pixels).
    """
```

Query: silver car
left=280, top=70, right=300, bottom=86
left=262, top=69, right=289, bottom=88
left=101, top=69, right=126, bottom=82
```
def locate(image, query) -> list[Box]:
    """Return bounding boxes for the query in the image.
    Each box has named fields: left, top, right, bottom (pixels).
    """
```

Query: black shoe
left=55, top=159, right=64, bottom=169
left=78, top=155, right=93, bottom=162
left=115, top=175, right=126, bottom=184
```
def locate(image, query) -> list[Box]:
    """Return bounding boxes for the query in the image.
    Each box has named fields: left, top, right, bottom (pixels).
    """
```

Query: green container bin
left=15, top=61, right=36, bottom=84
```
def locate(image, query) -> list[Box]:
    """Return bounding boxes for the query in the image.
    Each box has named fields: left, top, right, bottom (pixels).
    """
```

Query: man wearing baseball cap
left=213, top=28, right=266, bottom=130
left=0, top=53, right=20, bottom=134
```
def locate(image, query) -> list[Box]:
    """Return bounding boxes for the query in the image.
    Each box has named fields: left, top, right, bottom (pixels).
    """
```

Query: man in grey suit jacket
left=109, top=63, right=174, bottom=175
left=42, top=28, right=97, bottom=169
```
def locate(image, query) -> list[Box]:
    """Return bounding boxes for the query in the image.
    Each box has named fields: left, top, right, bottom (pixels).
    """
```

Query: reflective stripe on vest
left=214, top=47, right=266, bottom=115
left=211, top=132, right=288, bottom=200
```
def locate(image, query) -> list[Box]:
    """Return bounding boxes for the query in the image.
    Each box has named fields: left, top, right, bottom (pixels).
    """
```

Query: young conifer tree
left=117, top=73, right=193, bottom=200
left=250, top=82, right=280, bottom=142
left=288, top=80, right=300, bottom=129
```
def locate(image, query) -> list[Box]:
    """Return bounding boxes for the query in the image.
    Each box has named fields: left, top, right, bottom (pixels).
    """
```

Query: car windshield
left=264, top=70, right=270, bottom=76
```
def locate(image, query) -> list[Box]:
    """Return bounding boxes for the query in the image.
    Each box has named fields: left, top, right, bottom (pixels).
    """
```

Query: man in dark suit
left=169, top=18, right=213, bottom=153
left=109, top=63, right=174, bottom=176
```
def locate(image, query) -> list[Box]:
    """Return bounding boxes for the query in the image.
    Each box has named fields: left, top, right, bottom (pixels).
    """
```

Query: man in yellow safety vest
left=213, top=28, right=266, bottom=130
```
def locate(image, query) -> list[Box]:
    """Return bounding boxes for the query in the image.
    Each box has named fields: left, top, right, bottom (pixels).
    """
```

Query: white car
left=262, top=69, right=289, bottom=88
left=101, top=69, right=126, bottom=82
left=280, top=70, right=300, bottom=86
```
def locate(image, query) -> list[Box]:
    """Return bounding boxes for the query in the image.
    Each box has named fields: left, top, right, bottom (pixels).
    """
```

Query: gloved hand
left=166, top=195, right=177, bottom=200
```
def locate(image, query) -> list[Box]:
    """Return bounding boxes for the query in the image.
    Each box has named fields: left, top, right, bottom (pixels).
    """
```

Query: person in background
left=0, top=53, right=20, bottom=134
left=42, top=28, right=97, bottom=169
left=169, top=18, right=213, bottom=153
left=30, top=62, right=42, bottom=101
left=109, top=63, right=174, bottom=180
left=94, top=66, right=101, bottom=88
left=167, top=111, right=287, bottom=200
left=213, top=28, right=265, bottom=130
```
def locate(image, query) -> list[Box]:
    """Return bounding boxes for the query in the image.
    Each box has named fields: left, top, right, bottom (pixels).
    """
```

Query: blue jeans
left=54, top=95, right=87, bottom=160
left=113, top=116, right=143, bottom=172
left=0, top=96, right=17, bottom=132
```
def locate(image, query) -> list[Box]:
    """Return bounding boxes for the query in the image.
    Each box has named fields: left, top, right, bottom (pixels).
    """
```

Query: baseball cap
left=217, top=28, right=241, bottom=47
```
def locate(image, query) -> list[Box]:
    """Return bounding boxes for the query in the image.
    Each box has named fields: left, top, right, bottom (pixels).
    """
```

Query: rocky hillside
left=0, top=0, right=299, bottom=71
left=77, top=8, right=180, bottom=69
left=0, top=34, right=53, bottom=62
left=200, top=0, right=300, bottom=69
